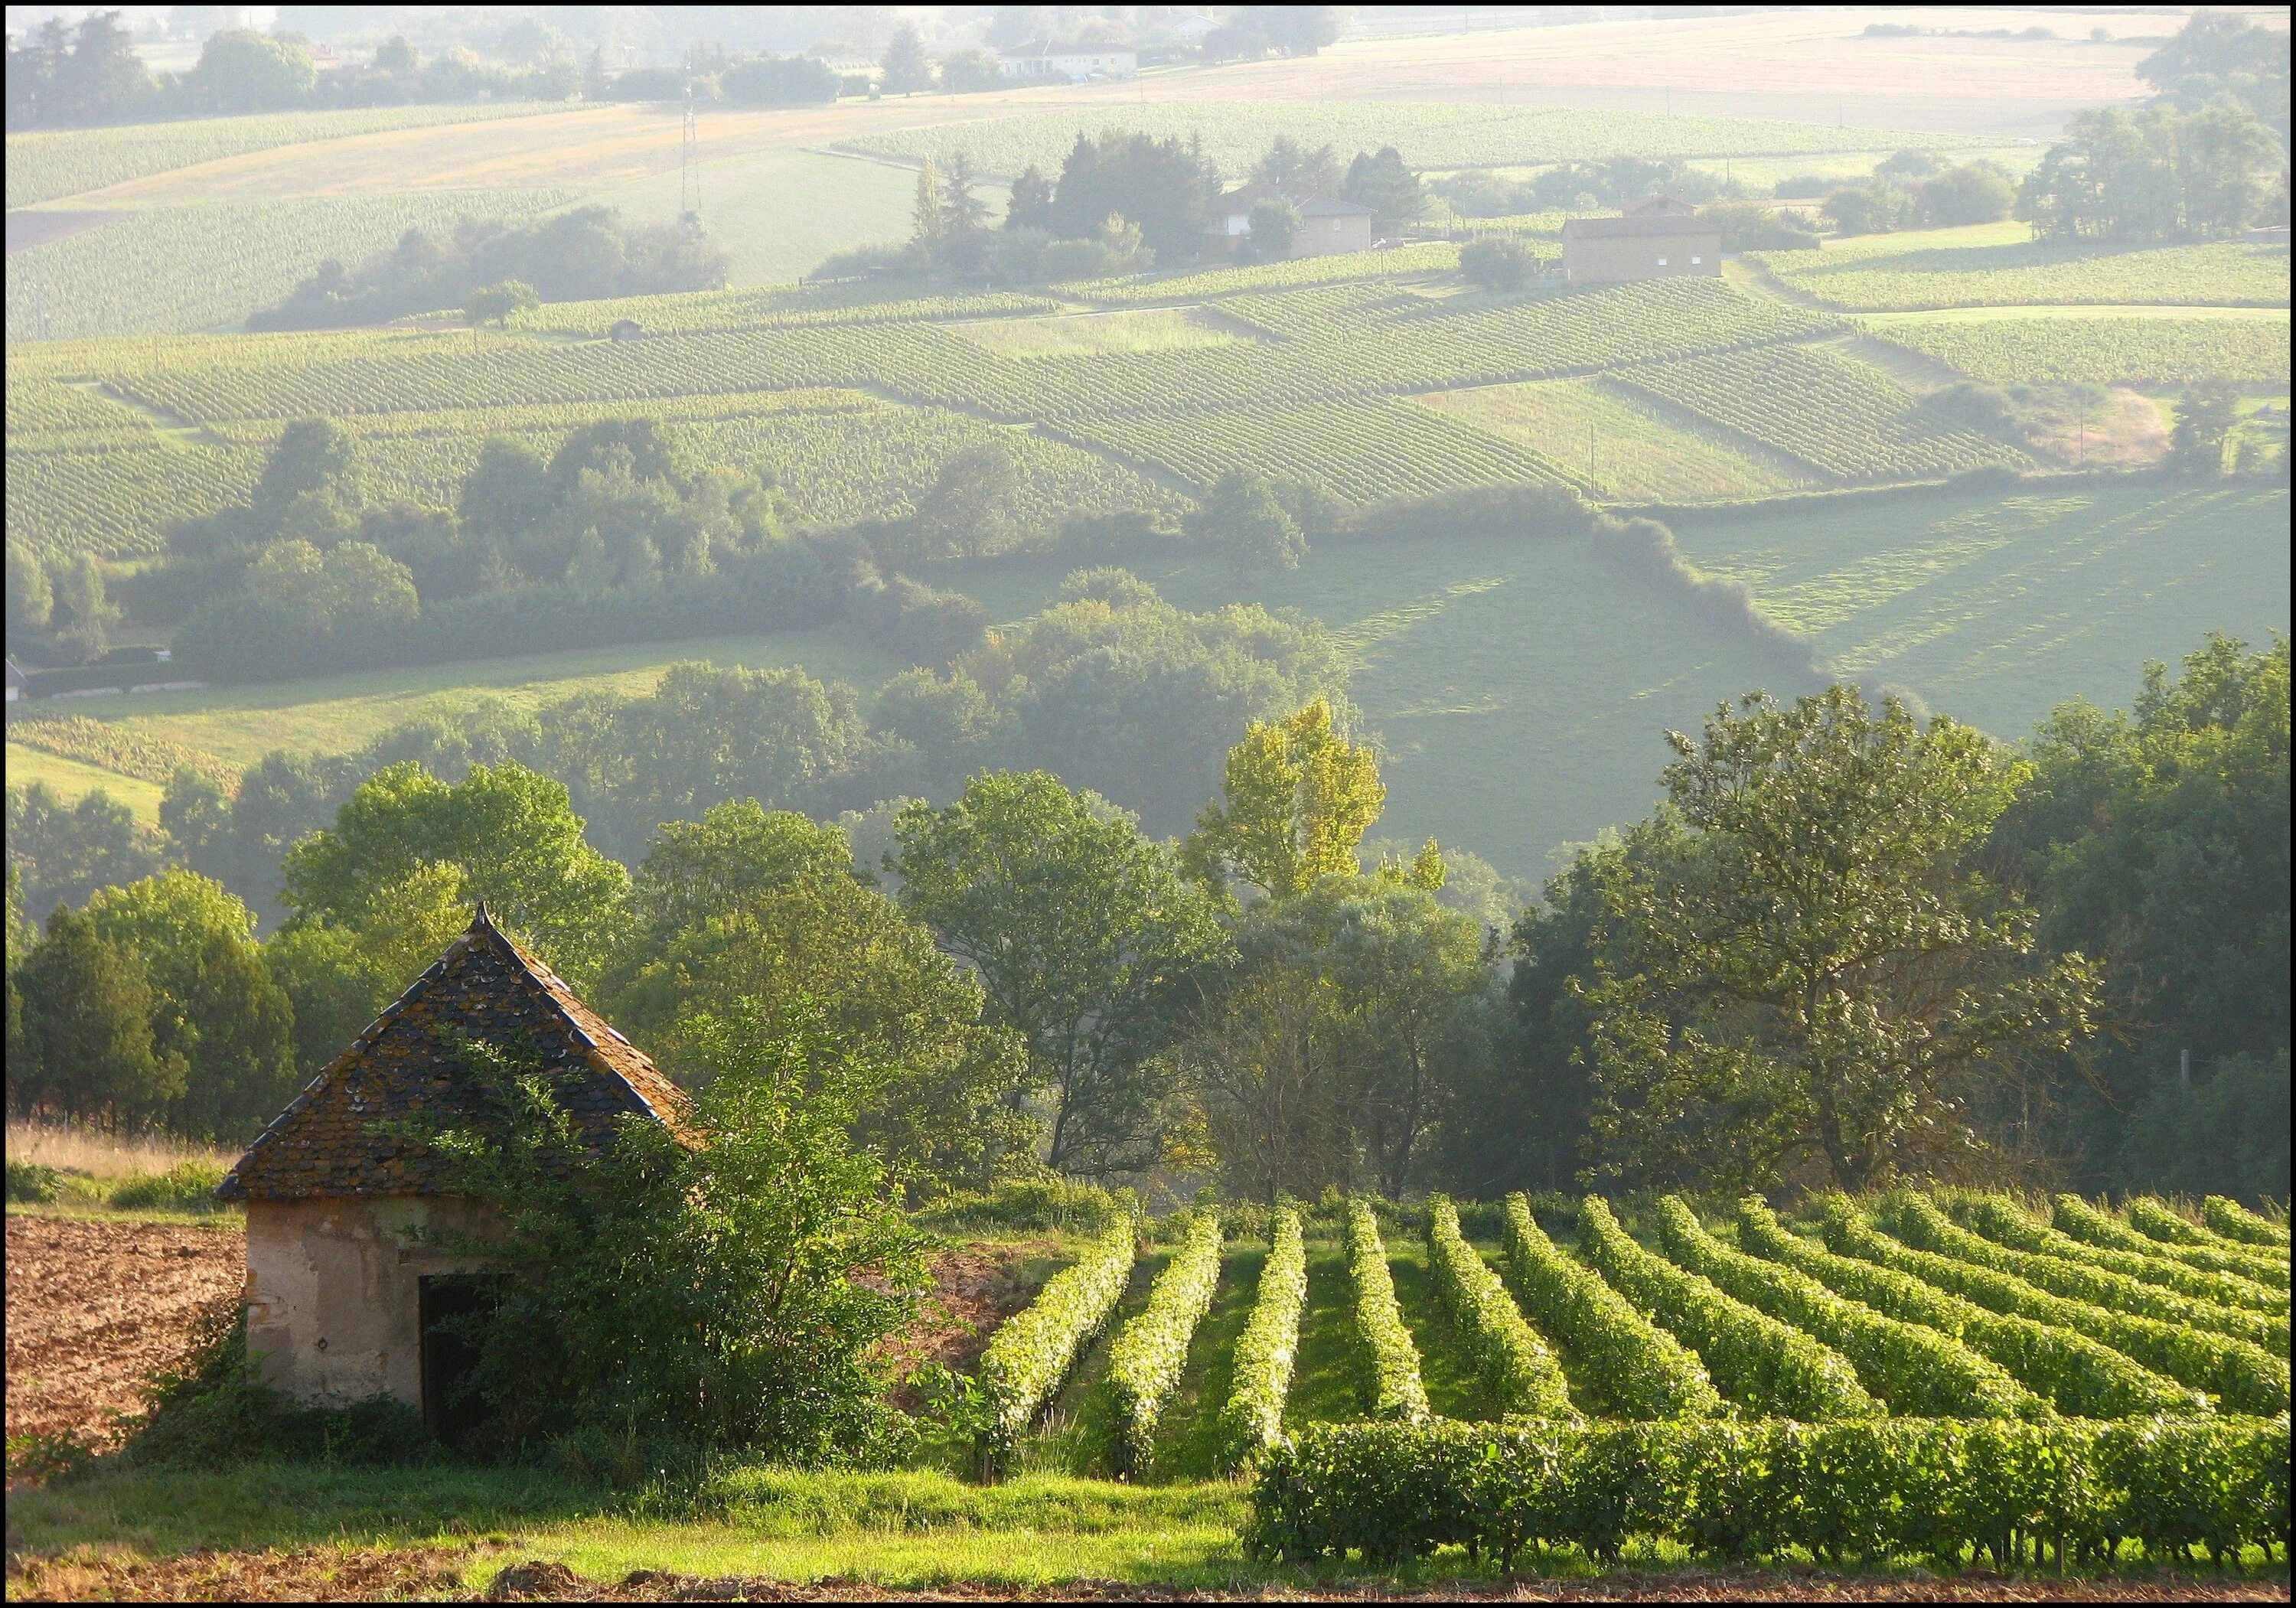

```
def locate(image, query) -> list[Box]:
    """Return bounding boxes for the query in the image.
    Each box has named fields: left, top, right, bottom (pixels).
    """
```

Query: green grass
left=1146, top=1244, right=1266, bottom=1482
left=1414, top=377, right=1821, bottom=502
left=1669, top=479, right=2293, bottom=738
left=1382, top=1237, right=1488, bottom=1422
left=2, top=743, right=168, bottom=822
left=1284, top=1236, right=1371, bottom=1428
left=33, top=628, right=904, bottom=773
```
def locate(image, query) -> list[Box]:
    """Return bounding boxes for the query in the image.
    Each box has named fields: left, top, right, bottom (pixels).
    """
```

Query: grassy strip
left=1736, top=1199, right=2200, bottom=1418
left=1841, top=1198, right=2288, bottom=1415
left=1652, top=1197, right=2037, bottom=1420
left=1579, top=1197, right=1878, bottom=1420
left=1957, top=1193, right=2288, bottom=1314
left=1498, top=1193, right=1720, bottom=1420
left=1424, top=1195, right=1574, bottom=1419
left=1218, top=1210, right=1306, bottom=1469
left=1345, top=1201, right=1429, bottom=1422
left=2056, top=1194, right=2288, bottom=1290
left=1106, top=1212, right=1223, bottom=1476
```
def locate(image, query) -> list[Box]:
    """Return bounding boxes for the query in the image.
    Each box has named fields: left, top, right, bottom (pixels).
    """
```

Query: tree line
left=8, top=635, right=2285, bottom=1206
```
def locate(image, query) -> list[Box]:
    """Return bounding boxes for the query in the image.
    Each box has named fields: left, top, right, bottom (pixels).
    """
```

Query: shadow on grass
left=1149, top=1243, right=1265, bottom=1482
left=1384, top=1237, right=1489, bottom=1422
left=1284, top=1235, right=1366, bottom=1427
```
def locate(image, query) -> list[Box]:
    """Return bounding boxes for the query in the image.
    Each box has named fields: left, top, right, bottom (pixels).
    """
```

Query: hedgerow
left=1846, top=1198, right=2288, bottom=1415
left=1498, top=1194, right=1720, bottom=1420
left=2208, top=1196, right=2292, bottom=1248
left=976, top=1216, right=1137, bottom=1469
left=1738, top=1198, right=2201, bottom=1419
left=1579, top=1197, right=1879, bottom=1420
left=1220, top=1208, right=1308, bottom=1469
left=1106, top=1210, right=1223, bottom=1475
left=1345, top=1199, right=1430, bottom=1422
left=1887, top=1193, right=2290, bottom=1354
left=1652, top=1197, right=2036, bottom=1420
left=1246, top=1414, right=2291, bottom=1569
left=1958, top=1192, right=2289, bottom=1314
left=2056, top=1194, right=2288, bottom=1290
left=1425, top=1195, right=1575, bottom=1420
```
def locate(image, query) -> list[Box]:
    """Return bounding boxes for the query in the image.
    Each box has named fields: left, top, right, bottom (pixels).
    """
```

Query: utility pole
left=680, top=95, right=700, bottom=225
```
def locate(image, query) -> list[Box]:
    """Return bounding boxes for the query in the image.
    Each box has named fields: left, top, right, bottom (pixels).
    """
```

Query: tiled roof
left=217, top=905, right=688, bottom=1200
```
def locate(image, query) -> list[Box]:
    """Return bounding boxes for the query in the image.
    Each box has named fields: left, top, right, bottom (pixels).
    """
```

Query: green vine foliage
left=1220, top=1207, right=1307, bottom=1469
left=1345, top=1199, right=1430, bottom=1422
left=976, top=1215, right=1137, bottom=1472
left=2206, top=1195, right=2292, bottom=1248
left=1106, top=1210, right=1223, bottom=1475
left=2053, top=1194, right=2289, bottom=1290
left=1425, top=1194, right=1574, bottom=1419
left=1957, top=1193, right=2288, bottom=1315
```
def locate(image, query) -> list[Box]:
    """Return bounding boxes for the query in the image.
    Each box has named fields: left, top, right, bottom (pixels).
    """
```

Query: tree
left=907, top=437, right=1021, bottom=559
left=882, top=23, right=934, bottom=93
left=51, top=553, right=120, bottom=662
left=893, top=771, right=1231, bottom=1177
left=1459, top=235, right=1538, bottom=292
left=1005, top=165, right=1055, bottom=230
left=282, top=759, right=631, bottom=988
left=374, top=34, right=419, bottom=78
left=1822, top=182, right=1917, bottom=236
left=86, top=871, right=296, bottom=1142
left=6, top=543, right=53, bottom=638
left=465, top=279, right=538, bottom=327
left=5, top=782, right=168, bottom=923
left=256, top=417, right=360, bottom=512
left=1237, top=6, right=1344, bottom=56
left=1253, top=135, right=1342, bottom=200
left=1183, top=698, right=1385, bottom=901
left=1190, top=468, right=1306, bottom=579
left=1244, top=197, right=1300, bottom=262
left=184, top=28, right=316, bottom=113
left=912, top=158, right=945, bottom=241
left=1582, top=686, right=2100, bottom=1195
left=1919, top=163, right=2017, bottom=226
left=2138, top=10, right=2289, bottom=138
left=1343, top=146, right=1421, bottom=232
left=940, top=152, right=991, bottom=234
left=1049, top=130, right=1221, bottom=263
left=2170, top=382, right=2241, bottom=474
left=52, top=10, right=152, bottom=123
left=719, top=54, right=839, bottom=106
left=939, top=48, right=1001, bottom=94
left=9, top=905, right=178, bottom=1124
left=414, top=1000, right=933, bottom=1463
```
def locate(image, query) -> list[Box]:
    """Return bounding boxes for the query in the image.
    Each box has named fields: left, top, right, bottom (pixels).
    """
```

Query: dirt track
left=4, top=1213, right=243, bottom=1455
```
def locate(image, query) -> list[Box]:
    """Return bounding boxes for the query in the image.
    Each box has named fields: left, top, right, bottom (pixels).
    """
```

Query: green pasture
left=2, top=744, right=167, bottom=824
left=1670, top=479, right=2294, bottom=739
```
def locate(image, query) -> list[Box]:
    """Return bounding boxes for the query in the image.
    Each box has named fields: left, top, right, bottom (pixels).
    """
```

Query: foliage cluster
left=2057, top=1194, right=2288, bottom=1286
left=1344, top=1201, right=1430, bottom=1422
left=1964, top=1193, right=2288, bottom=1307
left=1424, top=1195, right=1574, bottom=1419
left=975, top=1217, right=1137, bottom=1471
left=1106, top=1211, right=1224, bottom=1473
left=1219, top=1207, right=1306, bottom=1467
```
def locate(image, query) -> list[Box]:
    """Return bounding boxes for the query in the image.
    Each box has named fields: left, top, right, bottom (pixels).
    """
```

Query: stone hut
left=216, top=905, right=686, bottom=1430
left=1560, top=196, right=1723, bottom=285
left=607, top=318, right=644, bottom=341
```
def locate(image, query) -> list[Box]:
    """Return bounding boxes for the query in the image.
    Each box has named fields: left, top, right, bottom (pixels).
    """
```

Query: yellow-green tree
left=1184, top=699, right=1385, bottom=899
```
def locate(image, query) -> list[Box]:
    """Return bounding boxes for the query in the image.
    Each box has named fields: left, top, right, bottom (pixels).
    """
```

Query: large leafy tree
left=1582, top=686, right=2099, bottom=1194
left=8, top=905, right=178, bottom=1124
left=893, top=771, right=1231, bottom=1177
left=281, top=759, right=629, bottom=987
left=599, top=803, right=1027, bottom=1198
left=1183, top=697, right=1385, bottom=900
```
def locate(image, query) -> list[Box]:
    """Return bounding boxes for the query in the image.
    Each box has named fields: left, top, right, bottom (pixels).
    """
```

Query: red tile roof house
left=216, top=905, right=687, bottom=1430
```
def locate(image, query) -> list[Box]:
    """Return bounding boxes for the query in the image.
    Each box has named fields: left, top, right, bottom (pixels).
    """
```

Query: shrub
left=1246, top=1415, right=2291, bottom=1569
left=1654, top=1197, right=2035, bottom=1419
left=1459, top=235, right=1541, bottom=292
left=1345, top=1200, right=1429, bottom=1421
left=1578, top=1196, right=1879, bottom=1420
left=2207, top=1195, right=2292, bottom=1248
left=976, top=1215, right=1137, bottom=1470
left=1221, top=1207, right=1307, bottom=1468
left=1853, top=1195, right=2287, bottom=1414
left=2055, top=1194, right=2288, bottom=1289
left=1426, top=1195, right=1574, bottom=1418
left=1107, top=1211, right=1222, bottom=1473
left=1740, top=1198, right=2200, bottom=1419
left=1499, top=1192, right=1719, bottom=1420
left=5, top=1161, right=63, bottom=1205
left=108, top=1162, right=229, bottom=1212
left=914, top=1176, right=1127, bottom=1235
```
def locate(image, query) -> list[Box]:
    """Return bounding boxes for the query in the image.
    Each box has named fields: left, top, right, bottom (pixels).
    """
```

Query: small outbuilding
left=217, top=905, right=686, bottom=1430
left=607, top=318, right=644, bottom=341
left=1560, top=196, right=1723, bottom=286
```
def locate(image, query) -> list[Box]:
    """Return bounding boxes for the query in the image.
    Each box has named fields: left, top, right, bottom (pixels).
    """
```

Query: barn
left=1560, top=197, right=1723, bottom=285
left=215, top=905, right=687, bottom=1431
left=1205, top=184, right=1376, bottom=259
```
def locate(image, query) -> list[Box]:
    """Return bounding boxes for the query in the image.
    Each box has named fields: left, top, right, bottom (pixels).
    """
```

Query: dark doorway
left=419, top=1274, right=494, bottom=1445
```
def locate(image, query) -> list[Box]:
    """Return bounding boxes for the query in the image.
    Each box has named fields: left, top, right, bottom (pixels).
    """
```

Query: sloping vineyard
left=1754, top=237, right=2291, bottom=311
left=1859, top=311, right=2293, bottom=387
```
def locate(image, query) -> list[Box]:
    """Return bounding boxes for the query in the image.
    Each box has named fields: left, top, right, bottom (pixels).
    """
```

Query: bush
left=1107, top=1211, right=1222, bottom=1473
left=1740, top=1198, right=2200, bottom=1419
left=1221, top=1207, right=1306, bottom=1468
left=719, top=54, right=840, bottom=106
left=914, top=1176, right=1126, bottom=1235
left=1499, top=1193, right=1718, bottom=1420
left=1579, top=1196, right=1879, bottom=1420
left=1343, top=1201, right=1430, bottom=1422
left=976, top=1215, right=1137, bottom=1471
left=1426, top=1195, right=1574, bottom=1418
left=1459, top=235, right=1541, bottom=292
left=109, top=1162, right=229, bottom=1212
left=1247, top=1415, right=2292, bottom=1569
left=1701, top=199, right=1821, bottom=251
left=6, top=1161, right=63, bottom=1205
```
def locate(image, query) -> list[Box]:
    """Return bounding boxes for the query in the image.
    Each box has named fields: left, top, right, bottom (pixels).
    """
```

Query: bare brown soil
left=881, top=1241, right=1058, bottom=1406
left=11, top=1549, right=2289, bottom=1603
left=4, top=1214, right=243, bottom=1455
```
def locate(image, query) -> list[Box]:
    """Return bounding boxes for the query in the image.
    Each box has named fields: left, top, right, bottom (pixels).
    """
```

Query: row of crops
left=4, top=100, right=566, bottom=209
left=4, top=188, right=582, bottom=343
left=974, top=1189, right=2289, bottom=1564
left=839, top=101, right=1976, bottom=183
left=1752, top=236, right=2292, bottom=312
left=1858, top=311, right=2294, bottom=387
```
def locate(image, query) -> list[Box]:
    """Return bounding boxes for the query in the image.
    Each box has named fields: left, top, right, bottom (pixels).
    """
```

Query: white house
left=997, top=40, right=1138, bottom=82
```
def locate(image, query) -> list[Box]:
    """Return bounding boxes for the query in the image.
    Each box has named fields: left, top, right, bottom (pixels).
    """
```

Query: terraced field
left=977, top=1189, right=2287, bottom=1565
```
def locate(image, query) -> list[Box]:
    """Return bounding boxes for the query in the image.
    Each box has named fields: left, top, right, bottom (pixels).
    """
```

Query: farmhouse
left=1560, top=196, right=1722, bottom=285
left=997, top=39, right=1138, bottom=82
left=216, top=905, right=687, bottom=1431
left=1205, top=184, right=1378, bottom=258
